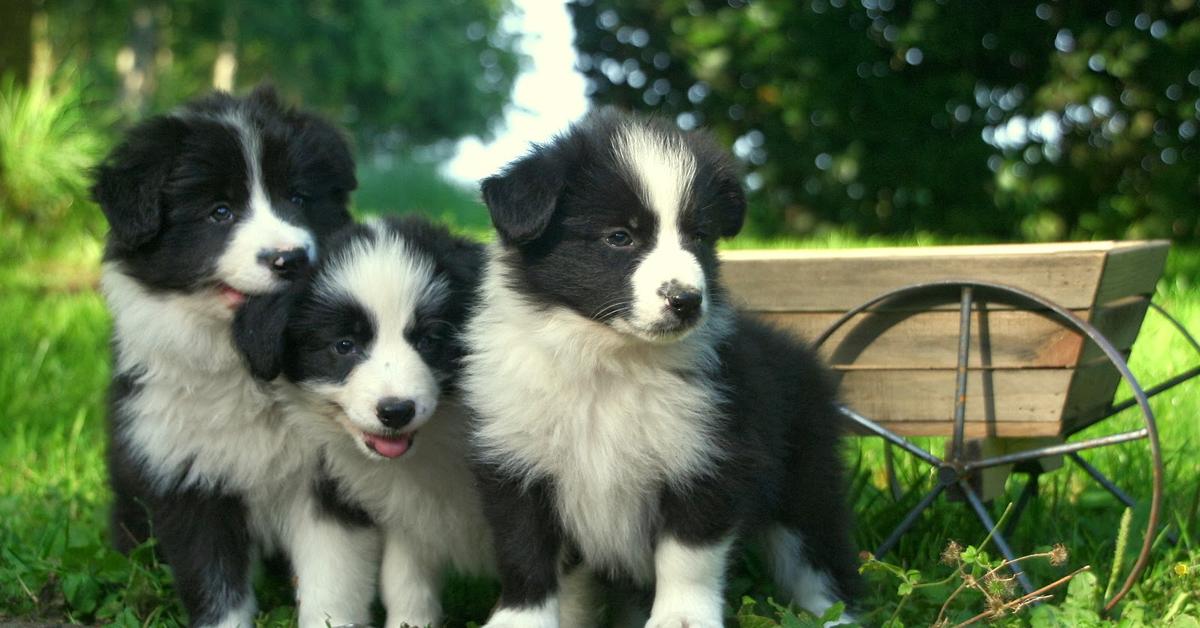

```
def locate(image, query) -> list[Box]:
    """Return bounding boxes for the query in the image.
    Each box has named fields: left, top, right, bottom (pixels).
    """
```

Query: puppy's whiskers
left=591, top=299, right=633, bottom=322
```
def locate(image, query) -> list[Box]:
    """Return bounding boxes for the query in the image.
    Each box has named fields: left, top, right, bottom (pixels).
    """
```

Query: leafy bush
left=0, top=71, right=107, bottom=240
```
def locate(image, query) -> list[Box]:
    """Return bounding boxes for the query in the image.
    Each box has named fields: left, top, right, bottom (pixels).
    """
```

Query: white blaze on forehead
left=613, top=122, right=707, bottom=336
left=315, top=226, right=447, bottom=328
left=214, top=110, right=316, bottom=294
left=614, top=123, right=697, bottom=231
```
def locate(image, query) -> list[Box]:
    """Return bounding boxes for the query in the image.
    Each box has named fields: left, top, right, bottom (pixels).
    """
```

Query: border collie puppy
left=93, top=85, right=365, bottom=627
left=463, top=109, right=862, bottom=627
left=233, top=216, right=491, bottom=628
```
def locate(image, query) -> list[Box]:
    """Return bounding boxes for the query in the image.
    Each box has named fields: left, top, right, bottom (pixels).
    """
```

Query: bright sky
left=442, top=0, right=589, bottom=185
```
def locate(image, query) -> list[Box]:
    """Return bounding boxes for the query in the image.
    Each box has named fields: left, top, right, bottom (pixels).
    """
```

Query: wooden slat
left=834, top=369, right=1072, bottom=426
left=854, top=421, right=1062, bottom=438
left=722, top=248, right=1109, bottom=311
left=753, top=297, right=1149, bottom=370
left=757, top=309, right=1085, bottom=369
left=1078, top=297, right=1151, bottom=363
left=1093, top=240, right=1169, bottom=305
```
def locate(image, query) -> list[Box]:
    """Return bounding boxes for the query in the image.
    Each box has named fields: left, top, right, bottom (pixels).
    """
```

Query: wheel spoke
left=1002, top=473, right=1039, bottom=538
left=960, top=480, right=1036, bottom=595
left=950, top=287, right=974, bottom=462
left=839, top=405, right=943, bottom=467
left=874, top=480, right=948, bottom=558
left=963, top=429, right=1148, bottom=472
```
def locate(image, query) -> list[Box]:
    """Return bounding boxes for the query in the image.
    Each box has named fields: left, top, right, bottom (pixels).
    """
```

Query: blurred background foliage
left=570, top=0, right=1200, bottom=242
left=0, top=0, right=519, bottom=251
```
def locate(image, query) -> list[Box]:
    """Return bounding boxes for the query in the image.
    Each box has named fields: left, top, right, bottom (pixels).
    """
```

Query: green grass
left=1, top=225, right=1198, bottom=626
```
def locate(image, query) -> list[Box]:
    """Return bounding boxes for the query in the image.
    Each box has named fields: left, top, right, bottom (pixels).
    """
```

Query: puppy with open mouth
left=94, top=84, right=362, bottom=627
left=235, top=215, right=493, bottom=627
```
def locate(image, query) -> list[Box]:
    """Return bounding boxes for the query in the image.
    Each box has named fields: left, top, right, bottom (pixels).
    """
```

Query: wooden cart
left=721, top=241, right=1197, bottom=610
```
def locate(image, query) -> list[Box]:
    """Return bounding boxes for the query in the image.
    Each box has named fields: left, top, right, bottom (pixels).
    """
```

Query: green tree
left=0, top=0, right=33, bottom=85
left=570, top=0, right=1200, bottom=241
left=41, top=0, right=521, bottom=150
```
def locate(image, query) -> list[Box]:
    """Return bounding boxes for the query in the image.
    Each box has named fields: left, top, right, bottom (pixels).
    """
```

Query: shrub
left=0, top=71, right=107, bottom=239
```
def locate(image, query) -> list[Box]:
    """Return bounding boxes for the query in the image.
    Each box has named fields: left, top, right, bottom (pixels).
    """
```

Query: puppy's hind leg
left=764, top=525, right=855, bottom=625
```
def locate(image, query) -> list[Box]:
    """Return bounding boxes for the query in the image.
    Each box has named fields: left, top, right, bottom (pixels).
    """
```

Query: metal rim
left=816, top=280, right=1164, bottom=610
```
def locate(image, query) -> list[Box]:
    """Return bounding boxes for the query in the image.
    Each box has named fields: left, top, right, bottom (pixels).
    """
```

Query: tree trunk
left=0, top=0, right=33, bottom=85
left=118, top=5, right=158, bottom=115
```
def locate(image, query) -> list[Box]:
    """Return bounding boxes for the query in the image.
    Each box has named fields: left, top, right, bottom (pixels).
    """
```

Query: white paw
left=386, top=616, right=437, bottom=628
left=645, top=615, right=722, bottom=628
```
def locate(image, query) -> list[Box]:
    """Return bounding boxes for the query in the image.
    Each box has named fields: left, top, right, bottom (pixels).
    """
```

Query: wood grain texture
left=723, top=241, right=1167, bottom=437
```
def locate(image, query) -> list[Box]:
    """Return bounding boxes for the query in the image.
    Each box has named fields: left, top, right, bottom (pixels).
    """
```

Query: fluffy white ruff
left=103, top=264, right=312, bottom=496
left=464, top=244, right=732, bottom=583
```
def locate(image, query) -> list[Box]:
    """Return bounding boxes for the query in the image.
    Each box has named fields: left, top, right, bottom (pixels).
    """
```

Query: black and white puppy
left=94, top=85, right=365, bottom=627
left=234, top=216, right=492, bottom=628
left=464, top=109, right=862, bottom=627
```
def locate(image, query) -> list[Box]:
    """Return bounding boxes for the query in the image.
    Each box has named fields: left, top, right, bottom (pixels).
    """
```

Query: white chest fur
left=464, top=261, right=728, bottom=582
left=103, top=266, right=310, bottom=498
left=301, top=397, right=495, bottom=576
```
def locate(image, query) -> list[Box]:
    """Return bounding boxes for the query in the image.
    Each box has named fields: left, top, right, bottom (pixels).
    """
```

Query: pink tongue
left=219, top=284, right=247, bottom=308
left=364, top=432, right=413, bottom=458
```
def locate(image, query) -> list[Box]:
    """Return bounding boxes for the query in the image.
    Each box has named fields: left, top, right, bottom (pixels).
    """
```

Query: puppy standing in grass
left=464, top=109, right=862, bottom=626
left=234, top=216, right=493, bottom=627
left=93, top=86, right=367, bottom=627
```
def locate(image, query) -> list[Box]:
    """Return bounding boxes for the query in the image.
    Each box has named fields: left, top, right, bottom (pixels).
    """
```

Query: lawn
left=1, top=195, right=1198, bottom=625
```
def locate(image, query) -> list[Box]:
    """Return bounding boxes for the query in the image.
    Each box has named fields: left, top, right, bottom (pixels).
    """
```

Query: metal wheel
left=814, top=280, right=1171, bottom=611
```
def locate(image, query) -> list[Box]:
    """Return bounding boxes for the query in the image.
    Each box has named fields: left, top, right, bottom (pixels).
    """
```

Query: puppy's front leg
left=381, top=532, right=442, bottom=628
left=289, top=502, right=380, bottom=628
left=475, top=464, right=562, bottom=628
left=645, top=535, right=733, bottom=628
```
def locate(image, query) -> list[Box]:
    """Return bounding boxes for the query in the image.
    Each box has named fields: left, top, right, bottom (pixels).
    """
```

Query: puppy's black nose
left=259, top=247, right=309, bottom=279
left=666, top=289, right=702, bottom=319
left=376, top=398, right=416, bottom=429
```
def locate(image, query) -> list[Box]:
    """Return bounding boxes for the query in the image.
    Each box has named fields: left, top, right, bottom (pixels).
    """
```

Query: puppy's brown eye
left=290, top=194, right=307, bottom=207
left=210, top=205, right=234, bottom=223
left=605, top=230, right=633, bottom=247
left=333, top=339, right=356, bottom=355
left=415, top=334, right=437, bottom=353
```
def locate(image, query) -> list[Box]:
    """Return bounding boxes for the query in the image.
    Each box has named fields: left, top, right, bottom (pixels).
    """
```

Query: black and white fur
left=94, top=85, right=364, bottom=627
left=463, top=109, right=862, bottom=627
left=233, top=216, right=492, bottom=627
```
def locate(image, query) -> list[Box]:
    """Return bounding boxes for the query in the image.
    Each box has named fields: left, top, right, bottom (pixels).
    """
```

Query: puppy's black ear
left=481, top=147, right=565, bottom=245
left=91, top=115, right=189, bottom=250
left=443, top=237, right=486, bottom=293
left=713, top=166, right=747, bottom=238
left=233, top=287, right=299, bottom=381
left=247, top=82, right=282, bottom=111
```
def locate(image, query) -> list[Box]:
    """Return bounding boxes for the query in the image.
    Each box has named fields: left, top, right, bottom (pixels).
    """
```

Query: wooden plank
left=754, top=297, right=1148, bottom=370
left=757, top=309, right=1086, bottom=369
left=722, top=249, right=1109, bottom=312
left=1061, top=365, right=1125, bottom=434
left=1078, top=297, right=1151, bottom=364
left=835, top=369, right=1072, bottom=428
left=1093, top=241, right=1169, bottom=305
left=852, top=421, right=1062, bottom=438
